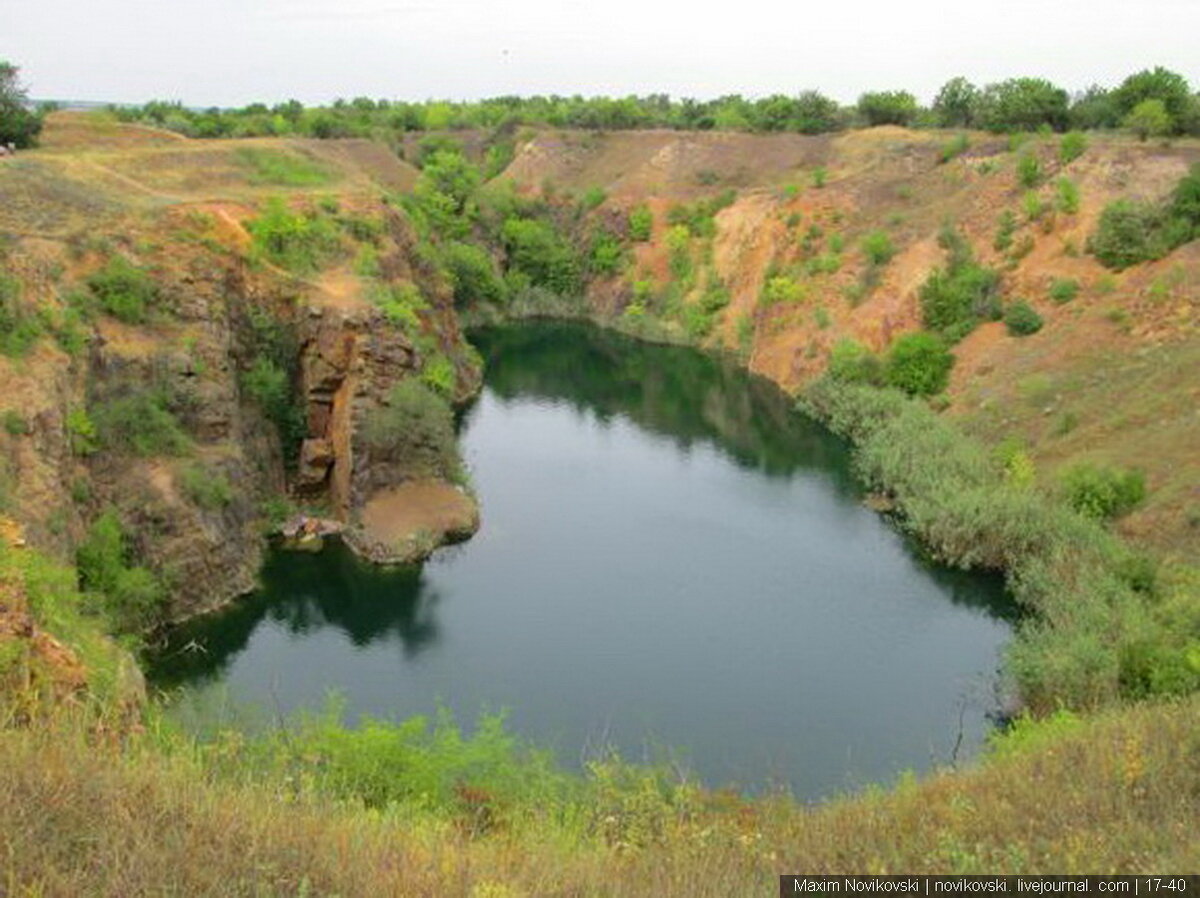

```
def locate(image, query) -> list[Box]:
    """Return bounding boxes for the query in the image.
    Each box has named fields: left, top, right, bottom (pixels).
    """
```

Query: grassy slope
left=0, top=698, right=1196, bottom=895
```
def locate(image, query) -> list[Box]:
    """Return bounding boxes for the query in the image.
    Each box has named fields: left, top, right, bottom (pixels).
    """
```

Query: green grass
left=235, top=147, right=334, bottom=187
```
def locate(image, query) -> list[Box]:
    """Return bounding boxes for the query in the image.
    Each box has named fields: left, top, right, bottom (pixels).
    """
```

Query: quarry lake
left=148, top=321, right=1016, bottom=800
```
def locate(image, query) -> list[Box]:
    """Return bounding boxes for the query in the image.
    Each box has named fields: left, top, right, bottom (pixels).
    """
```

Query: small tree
left=0, top=61, right=43, bottom=148
left=932, top=77, right=978, bottom=128
left=1125, top=99, right=1172, bottom=141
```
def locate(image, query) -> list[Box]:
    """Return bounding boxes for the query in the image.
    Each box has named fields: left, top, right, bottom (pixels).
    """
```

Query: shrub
left=627, top=205, right=653, bottom=242
left=1022, top=191, right=1046, bottom=222
left=0, top=272, right=44, bottom=357
left=247, top=198, right=341, bottom=273
left=759, top=275, right=804, bottom=306
left=87, top=256, right=158, bottom=324
left=580, top=186, right=607, bottom=210
left=1056, top=177, right=1080, bottom=214
left=363, top=379, right=458, bottom=478
left=938, top=133, right=970, bottom=164
left=1059, top=131, right=1087, bottom=164
left=587, top=230, right=625, bottom=277
left=178, top=461, right=234, bottom=510
left=1016, top=154, right=1043, bottom=188
left=2, top=409, right=28, bottom=436
left=501, top=217, right=580, bottom=295
left=918, top=235, right=1002, bottom=341
left=993, top=211, right=1017, bottom=252
left=884, top=332, right=954, bottom=396
left=369, top=281, right=428, bottom=330
left=76, top=508, right=165, bottom=631
left=1088, top=165, right=1200, bottom=269
left=444, top=242, right=506, bottom=306
left=860, top=230, right=896, bottom=266
left=1048, top=278, right=1079, bottom=305
left=827, top=338, right=884, bottom=386
left=91, top=391, right=190, bottom=457
left=1124, top=99, right=1171, bottom=141
left=810, top=167, right=828, bottom=188
left=1087, top=200, right=1164, bottom=269
left=66, top=408, right=98, bottom=455
left=421, top=354, right=456, bottom=398
left=1061, top=463, right=1146, bottom=520
left=1004, top=300, right=1044, bottom=336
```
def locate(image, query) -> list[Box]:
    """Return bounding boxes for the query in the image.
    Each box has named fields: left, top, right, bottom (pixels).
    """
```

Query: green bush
left=884, top=332, right=954, bottom=396
left=1004, top=300, right=1044, bottom=336
left=993, top=211, right=1017, bottom=252
left=811, top=167, right=828, bottom=188
left=1087, top=200, right=1165, bottom=269
left=0, top=272, right=43, bottom=357
left=1061, top=463, right=1146, bottom=520
left=1048, top=278, right=1079, bottom=304
left=86, top=256, right=158, bottom=324
left=421, top=354, right=456, bottom=398
left=580, top=186, right=607, bottom=210
left=368, top=281, right=428, bottom=330
left=827, top=338, right=884, bottom=386
left=759, top=275, right=804, bottom=306
left=1124, top=99, right=1172, bottom=140
left=363, top=379, right=458, bottom=478
left=918, top=230, right=1002, bottom=341
left=1056, top=177, right=1080, bottom=214
left=91, top=391, right=190, bottom=457
left=444, top=242, right=506, bottom=306
left=628, top=205, right=653, bottom=242
left=587, top=230, right=625, bottom=277
left=1089, top=165, right=1200, bottom=270
left=76, top=508, right=165, bottom=631
left=1059, top=131, right=1088, bottom=164
left=2, top=409, right=28, bottom=436
left=66, top=408, right=98, bottom=455
left=860, top=230, right=896, bottom=266
left=178, top=461, right=234, bottom=510
left=938, top=133, right=970, bottom=163
left=246, top=198, right=341, bottom=273
left=1016, top=153, right=1043, bottom=188
left=501, top=217, right=580, bottom=295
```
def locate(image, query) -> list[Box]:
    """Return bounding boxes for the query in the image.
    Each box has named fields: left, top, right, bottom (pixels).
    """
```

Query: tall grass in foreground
left=0, top=697, right=1197, bottom=894
left=801, top=380, right=1200, bottom=711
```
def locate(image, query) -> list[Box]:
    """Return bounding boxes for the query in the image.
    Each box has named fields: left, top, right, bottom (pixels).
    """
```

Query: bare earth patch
left=350, top=480, right=479, bottom=564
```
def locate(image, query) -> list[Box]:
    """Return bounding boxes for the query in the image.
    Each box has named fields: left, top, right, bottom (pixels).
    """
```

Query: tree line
left=101, top=67, right=1200, bottom=142
left=3, top=60, right=1199, bottom=149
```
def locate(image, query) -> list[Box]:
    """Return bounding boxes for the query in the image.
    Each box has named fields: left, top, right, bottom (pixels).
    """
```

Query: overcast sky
left=4, top=0, right=1199, bottom=107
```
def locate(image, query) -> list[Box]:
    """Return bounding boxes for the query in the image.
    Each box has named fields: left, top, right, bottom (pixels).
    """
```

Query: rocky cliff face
left=0, top=201, right=482, bottom=626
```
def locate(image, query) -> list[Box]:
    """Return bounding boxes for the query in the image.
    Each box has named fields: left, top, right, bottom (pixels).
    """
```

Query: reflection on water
left=148, top=320, right=1015, bottom=798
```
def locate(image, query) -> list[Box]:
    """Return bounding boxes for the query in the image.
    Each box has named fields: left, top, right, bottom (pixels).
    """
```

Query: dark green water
left=149, top=321, right=1015, bottom=799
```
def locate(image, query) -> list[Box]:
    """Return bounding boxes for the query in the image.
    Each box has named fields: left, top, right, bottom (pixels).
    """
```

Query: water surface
left=149, top=321, right=1014, bottom=799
